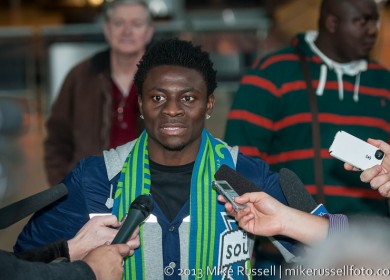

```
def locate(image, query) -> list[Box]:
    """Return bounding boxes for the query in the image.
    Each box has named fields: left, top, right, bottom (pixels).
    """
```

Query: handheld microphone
left=279, top=168, right=328, bottom=215
left=214, top=164, right=260, bottom=195
left=0, top=184, right=68, bottom=229
left=111, top=194, right=154, bottom=244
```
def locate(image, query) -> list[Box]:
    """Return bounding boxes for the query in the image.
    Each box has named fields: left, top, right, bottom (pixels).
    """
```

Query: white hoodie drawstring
left=305, top=31, right=366, bottom=103
left=316, top=64, right=327, bottom=96
left=353, top=72, right=361, bottom=102
left=105, top=184, right=114, bottom=209
left=335, top=68, right=344, bottom=101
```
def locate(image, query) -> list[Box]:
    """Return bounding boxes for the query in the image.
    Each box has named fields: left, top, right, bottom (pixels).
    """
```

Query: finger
left=377, top=184, right=390, bottom=198
left=235, top=192, right=266, bottom=204
left=224, top=201, right=233, bottom=211
left=368, top=138, right=390, bottom=153
left=91, top=214, right=121, bottom=228
left=369, top=172, right=390, bottom=190
left=235, top=207, right=252, bottom=221
left=237, top=212, right=254, bottom=228
left=130, top=226, right=140, bottom=239
left=127, top=235, right=140, bottom=250
left=224, top=202, right=237, bottom=217
left=344, top=163, right=353, bottom=171
left=344, top=163, right=360, bottom=171
left=360, top=165, right=382, bottom=183
left=219, top=195, right=238, bottom=216
left=217, top=194, right=227, bottom=203
left=114, top=244, right=131, bottom=257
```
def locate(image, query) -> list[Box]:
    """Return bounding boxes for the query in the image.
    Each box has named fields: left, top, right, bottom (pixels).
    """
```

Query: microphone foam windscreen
left=279, top=168, right=317, bottom=213
left=214, top=164, right=259, bottom=195
left=131, top=194, right=154, bottom=214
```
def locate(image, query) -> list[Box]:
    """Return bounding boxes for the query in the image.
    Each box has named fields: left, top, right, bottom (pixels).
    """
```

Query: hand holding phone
left=212, top=180, right=247, bottom=211
left=329, top=131, right=385, bottom=170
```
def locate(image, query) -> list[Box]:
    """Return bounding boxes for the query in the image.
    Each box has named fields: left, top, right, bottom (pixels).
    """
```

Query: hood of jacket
left=294, top=31, right=368, bottom=102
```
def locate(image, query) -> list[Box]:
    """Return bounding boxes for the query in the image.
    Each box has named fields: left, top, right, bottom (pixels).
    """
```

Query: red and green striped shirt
left=225, top=32, right=390, bottom=215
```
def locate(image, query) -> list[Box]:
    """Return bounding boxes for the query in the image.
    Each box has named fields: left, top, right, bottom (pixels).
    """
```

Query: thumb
left=235, top=192, right=265, bottom=204
left=115, top=244, right=131, bottom=257
left=368, top=139, right=390, bottom=154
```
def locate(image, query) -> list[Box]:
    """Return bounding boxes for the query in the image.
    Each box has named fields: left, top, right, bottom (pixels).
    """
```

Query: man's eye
left=112, top=20, right=124, bottom=27
left=359, top=18, right=368, bottom=25
left=152, top=96, right=165, bottom=102
left=182, top=96, right=194, bottom=102
left=132, top=21, right=147, bottom=28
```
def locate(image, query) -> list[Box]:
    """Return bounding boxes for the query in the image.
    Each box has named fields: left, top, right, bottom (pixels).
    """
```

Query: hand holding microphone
left=214, top=164, right=286, bottom=236
left=111, top=194, right=153, bottom=244
left=215, top=165, right=329, bottom=244
left=218, top=191, right=286, bottom=237
left=69, top=194, right=153, bottom=261
left=68, top=215, right=124, bottom=261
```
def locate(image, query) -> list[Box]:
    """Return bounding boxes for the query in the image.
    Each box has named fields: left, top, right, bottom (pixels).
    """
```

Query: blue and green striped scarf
left=112, top=129, right=251, bottom=279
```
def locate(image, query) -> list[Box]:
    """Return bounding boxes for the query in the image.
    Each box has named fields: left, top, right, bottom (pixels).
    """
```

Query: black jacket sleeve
left=14, top=239, right=70, bottom=263
left=0, top=250, right=96, bottom=280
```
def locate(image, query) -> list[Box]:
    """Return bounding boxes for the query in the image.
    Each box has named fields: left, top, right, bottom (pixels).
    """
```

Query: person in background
left=224, top=0, right=390, bottom=216
left=44, top=0, right=154, bottom=186
left=2, top=215, right=140, bottom=280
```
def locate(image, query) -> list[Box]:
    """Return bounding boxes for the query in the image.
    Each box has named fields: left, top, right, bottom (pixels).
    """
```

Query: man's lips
left=160, top=124, right=186, bottom=135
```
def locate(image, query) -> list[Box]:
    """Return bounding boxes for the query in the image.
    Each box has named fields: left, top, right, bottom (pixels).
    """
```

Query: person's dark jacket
left=0, top=243, right=95, bottom=280
left=44, top=49, right=141, bottom=186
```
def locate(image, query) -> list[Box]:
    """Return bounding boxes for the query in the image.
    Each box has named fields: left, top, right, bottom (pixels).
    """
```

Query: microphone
left=0, top=184, right=68, bottom=229
left=214, top=164, right=260, bottom=195
left=214, top=165, right=328, bottom=215
left=111, top=194, right=154, bottom=244
left=279, top=168, right=328, bottom=215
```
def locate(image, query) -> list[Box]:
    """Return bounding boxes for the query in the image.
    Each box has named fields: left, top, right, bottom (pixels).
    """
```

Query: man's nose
left=162, top=100, right=184, bottom=117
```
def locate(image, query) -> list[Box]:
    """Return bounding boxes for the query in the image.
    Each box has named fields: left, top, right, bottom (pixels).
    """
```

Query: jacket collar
left=90, top=48, right=111, bottom=75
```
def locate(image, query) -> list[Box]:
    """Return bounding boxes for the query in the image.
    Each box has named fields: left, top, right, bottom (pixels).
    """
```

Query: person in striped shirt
left=225, top=0, right=390, bottom=216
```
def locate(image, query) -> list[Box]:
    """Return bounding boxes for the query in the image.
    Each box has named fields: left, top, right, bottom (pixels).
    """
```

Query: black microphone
left=279, top=168, right=328, bottom=215
left=0, top=184, right=68, bottom=229
left=214, top=164, right=260, bottom=195
left=111, top=194, right=154, bottom=244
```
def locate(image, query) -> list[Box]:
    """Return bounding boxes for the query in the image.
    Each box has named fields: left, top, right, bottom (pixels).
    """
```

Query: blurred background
left=1, top=0, right=390, bottom=251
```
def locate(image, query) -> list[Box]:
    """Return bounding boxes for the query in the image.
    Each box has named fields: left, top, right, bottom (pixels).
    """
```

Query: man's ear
left=138, top=95, right=143, bottom=116
left=206, top=94, right=215, bottom=116
left=326, top=14, right=338, bottom=33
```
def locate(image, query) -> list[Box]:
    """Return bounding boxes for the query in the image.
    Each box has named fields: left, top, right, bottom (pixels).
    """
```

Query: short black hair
left=134, top=38, right=217, bottom=96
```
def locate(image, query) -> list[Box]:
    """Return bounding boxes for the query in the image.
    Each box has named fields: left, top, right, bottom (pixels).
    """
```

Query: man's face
left=332, top=0, right=379, bottom=61
left=138, top=65, right=214, bottom=161
left=104, top=4, right=153, bottom=56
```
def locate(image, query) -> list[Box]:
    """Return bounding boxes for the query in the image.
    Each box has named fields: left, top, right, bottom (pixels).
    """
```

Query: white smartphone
left=329, top=130, right=384, bottom=170
left=212, top=180, right=247, bottom=211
